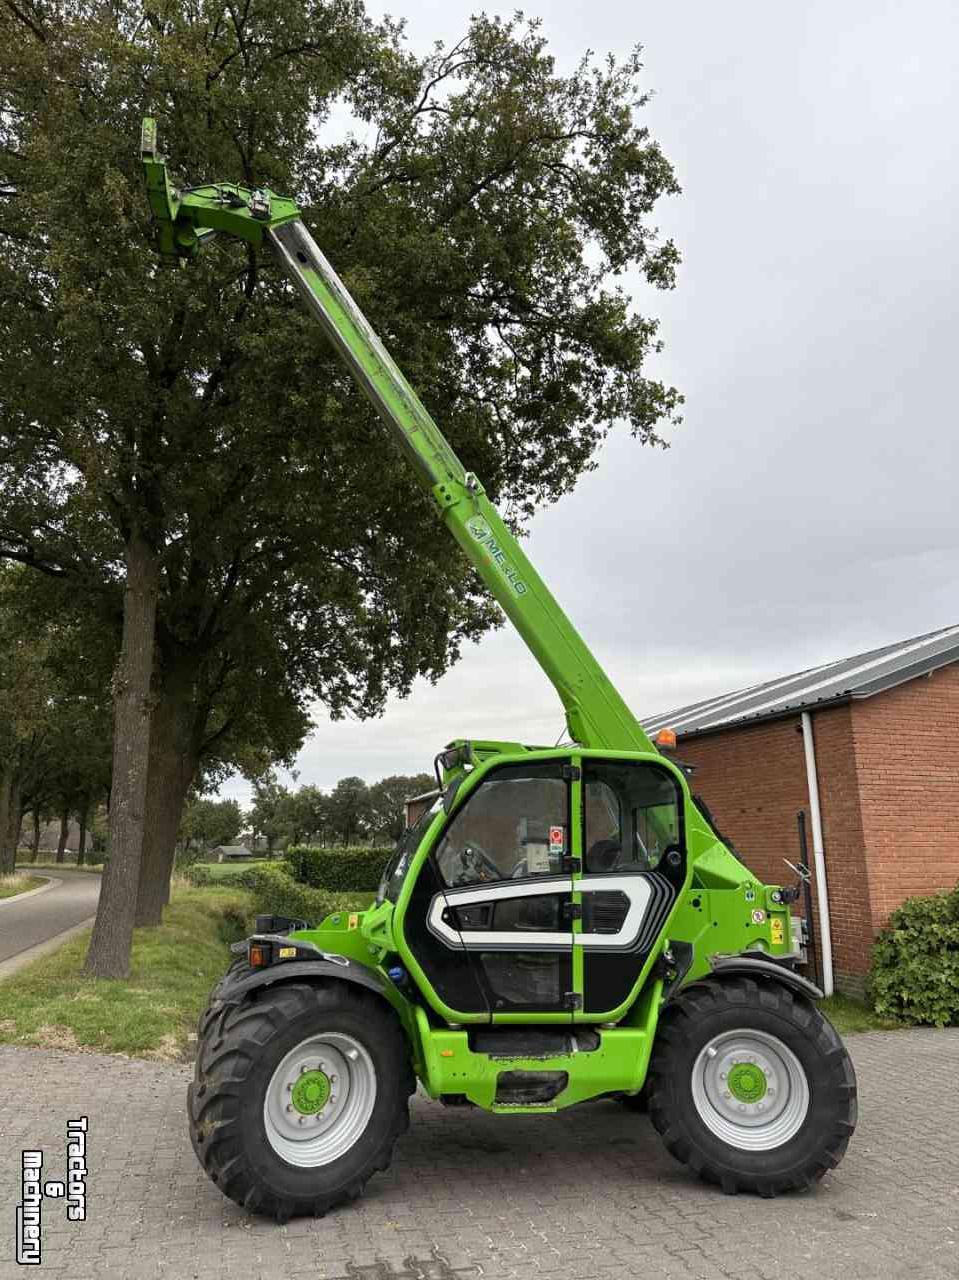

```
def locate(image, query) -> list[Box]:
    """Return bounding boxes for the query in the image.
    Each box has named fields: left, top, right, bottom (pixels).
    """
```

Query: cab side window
left=434, top=764, right=568, bottom=888
left=583, top=761, right=682, bottom=873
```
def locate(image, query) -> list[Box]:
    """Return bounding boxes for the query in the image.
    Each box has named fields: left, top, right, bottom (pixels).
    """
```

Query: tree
left=0, top=566, right=114, bottom=871
left=325, top=777, right=374, bottom=845
left=247, top=771, right=293, bottom=857
left=0, top=568, right=49, bottom=872
left=178, top=796, right=243, bottom=856
left=1, top=4, right=681, bottom=974
left=280, top=785, right=331, bottom=846
left=368, top=773, right=435, bottom=843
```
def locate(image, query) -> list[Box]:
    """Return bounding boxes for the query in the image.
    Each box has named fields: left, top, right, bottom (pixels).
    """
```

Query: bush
left=174, top=844, right=205, bottom=871
left=870, top=883, right=959, bottom=1027
left=240, top=863, right=372, bottom=927
left=184, top=864, right=218, bottom=887
left=285, top=845, right=392, bottom=894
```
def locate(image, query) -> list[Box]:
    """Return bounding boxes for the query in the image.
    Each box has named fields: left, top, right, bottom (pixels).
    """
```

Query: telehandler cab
left=139, top=120, right=857, bottom=1220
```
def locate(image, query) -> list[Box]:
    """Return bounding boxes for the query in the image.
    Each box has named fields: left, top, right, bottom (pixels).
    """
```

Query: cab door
left=574, top=756, right=685, bottom=1017
left=426, top=759, right=578, bottom=1019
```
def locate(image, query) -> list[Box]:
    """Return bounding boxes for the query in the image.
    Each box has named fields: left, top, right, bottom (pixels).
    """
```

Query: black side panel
left=404, top=853, right=490, bottom=1017
left=583, top=953, right=645, bottom=1014
left=476, top=950, right=571, bottom=1013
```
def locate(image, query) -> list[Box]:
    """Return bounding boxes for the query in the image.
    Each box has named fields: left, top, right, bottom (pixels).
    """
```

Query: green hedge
left=239, top=863, right=372, bottom=927
left=284, top=845, right=392, bottom=894
left=184, top=861, right=270, bottom=887
left=870, top=883, right=959, bottom=1026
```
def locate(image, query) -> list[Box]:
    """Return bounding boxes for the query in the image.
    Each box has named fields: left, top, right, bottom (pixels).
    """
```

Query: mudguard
left=707, top=953, right=824, bottom=1000
left=213, top=955, right=392, bottom=1007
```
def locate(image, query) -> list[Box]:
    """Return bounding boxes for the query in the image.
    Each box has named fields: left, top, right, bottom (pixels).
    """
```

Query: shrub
left=870, top=883, right=959, bottom=1027
left=184, top=864, right=218, bottom=887
left=285, top=845, right=392, bottom=894
left=240, top=863, right=372, bottom=927
left=174, top=844, right=205, bottom=870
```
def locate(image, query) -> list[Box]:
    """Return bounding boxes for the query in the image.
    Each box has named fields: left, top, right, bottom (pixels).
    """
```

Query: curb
left=0, top=874, right=60, bottom=908
left=0, top=915, right=97, bottom=983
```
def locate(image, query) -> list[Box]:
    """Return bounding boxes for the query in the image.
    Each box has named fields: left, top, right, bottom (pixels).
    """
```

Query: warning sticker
left=750, top=909, right=766, bottom=925
left=770, top=917, right=785, bottom=945
left=548, top=825, right=566, bottom=855
left=348, top=913, right=359, bottom=930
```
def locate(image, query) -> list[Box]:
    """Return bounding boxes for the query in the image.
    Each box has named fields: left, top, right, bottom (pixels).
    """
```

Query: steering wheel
left=445, top=840, right=501, bottom=886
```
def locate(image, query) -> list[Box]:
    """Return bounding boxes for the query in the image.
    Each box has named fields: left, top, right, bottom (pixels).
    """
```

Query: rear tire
left=648, top=977, right=857, bottom=1196
left=188, top=982, right=414, bottom=1220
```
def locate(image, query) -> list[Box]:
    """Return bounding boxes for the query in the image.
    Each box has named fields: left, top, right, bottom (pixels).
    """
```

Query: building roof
left=643, top=623, right=959, bottom=739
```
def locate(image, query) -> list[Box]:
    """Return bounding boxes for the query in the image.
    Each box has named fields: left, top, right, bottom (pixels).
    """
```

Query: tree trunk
left=56, top=808, right=69, bottom=863
left=135, top=682, right=197, bottom=927
left=31, top=806, right=41, bottom=863
left=77, top=803, right=88, bottom=867
left=83, top=533, right=159, bottom=979
left=0, top=767, right=18, bottom=875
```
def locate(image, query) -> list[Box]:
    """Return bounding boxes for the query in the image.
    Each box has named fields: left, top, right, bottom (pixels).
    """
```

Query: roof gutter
left=800, top=711, right=834, bottom=997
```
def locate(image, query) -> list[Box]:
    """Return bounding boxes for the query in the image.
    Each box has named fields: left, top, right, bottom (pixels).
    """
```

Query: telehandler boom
left=140, top=121, right=856, bottom=1220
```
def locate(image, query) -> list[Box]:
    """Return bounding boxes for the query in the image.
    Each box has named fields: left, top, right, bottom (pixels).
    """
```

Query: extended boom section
left=141, top=119, right=654, bottom=754
left=268, top=219, right=654, bottom=753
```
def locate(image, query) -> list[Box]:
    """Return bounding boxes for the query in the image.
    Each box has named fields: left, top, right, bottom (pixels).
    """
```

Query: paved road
left=0, top=868, right=100, bottom=966
left=0, top=1028, right=957, bottom=1280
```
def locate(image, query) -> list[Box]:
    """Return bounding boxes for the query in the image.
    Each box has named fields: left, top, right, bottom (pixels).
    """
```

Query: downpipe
left=800, top=711, right=834, bottom=996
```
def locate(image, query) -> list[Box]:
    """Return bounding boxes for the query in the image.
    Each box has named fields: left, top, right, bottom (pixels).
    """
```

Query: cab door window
left=435, top=766, right=569, bottom=887
left=584, top=764, right=681, bottom=873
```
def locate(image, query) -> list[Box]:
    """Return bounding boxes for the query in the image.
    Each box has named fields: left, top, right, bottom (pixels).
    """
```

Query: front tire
left=648, top=977, right=857, bottom=1196
left=188, top=982, right=414, bottom=1220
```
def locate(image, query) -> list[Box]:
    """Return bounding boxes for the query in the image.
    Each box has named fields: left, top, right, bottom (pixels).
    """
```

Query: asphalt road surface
left=0, top=868, right=101, bottom=967
left=0, top=1028, right=956, bottom=1280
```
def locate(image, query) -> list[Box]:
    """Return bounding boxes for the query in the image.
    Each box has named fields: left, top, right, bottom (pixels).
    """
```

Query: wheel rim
left=690, top=1028, right=809, bottom=1152
left=263, top=1032, right=377, bottom=1167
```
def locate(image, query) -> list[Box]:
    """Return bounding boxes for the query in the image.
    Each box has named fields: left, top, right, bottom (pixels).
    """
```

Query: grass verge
left=818, top=992, right=901, bottom=1034
left=0, top=873, right=46, bottom=900
left=184, top=859, right=272, bottom=884
left=0, top=885, right=251, bottom=1059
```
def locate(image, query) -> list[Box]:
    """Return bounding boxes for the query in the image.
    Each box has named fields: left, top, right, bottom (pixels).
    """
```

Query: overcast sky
left=220, top=0, right=959, bottom=807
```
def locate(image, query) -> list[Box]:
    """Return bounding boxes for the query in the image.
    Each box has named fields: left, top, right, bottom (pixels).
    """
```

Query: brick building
left=644, top=624, right=959, bottom=996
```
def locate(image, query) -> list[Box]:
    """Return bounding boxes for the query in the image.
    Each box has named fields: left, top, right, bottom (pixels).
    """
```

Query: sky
left=219, top=0, right=959, bottom=808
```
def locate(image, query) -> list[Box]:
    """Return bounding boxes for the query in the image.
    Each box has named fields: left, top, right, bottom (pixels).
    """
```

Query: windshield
left=376, top=794, right=443, bottom=904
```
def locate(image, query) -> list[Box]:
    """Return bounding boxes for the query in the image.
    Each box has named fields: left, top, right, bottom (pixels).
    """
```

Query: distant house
left=404, top=790, right=441, bottom=829
left=212, top=844, right=255, bottom=863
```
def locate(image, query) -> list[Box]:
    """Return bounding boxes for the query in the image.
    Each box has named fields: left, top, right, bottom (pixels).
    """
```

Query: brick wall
left=673, top=664, right=959, bottom=994
left=673, top=706, right=873, bottom=993
left=850, top=663, right=959, bottom=925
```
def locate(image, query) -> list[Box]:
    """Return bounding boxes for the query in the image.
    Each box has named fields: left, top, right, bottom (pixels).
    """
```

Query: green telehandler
left=139, top=120, right=857, bottom=1219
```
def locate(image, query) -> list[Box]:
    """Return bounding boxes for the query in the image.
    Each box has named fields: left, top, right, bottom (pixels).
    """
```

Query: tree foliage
left=0, top=565, right=113, bottom=872
left=178, top=795, right=243, bottom=856
left=0, top=1, right=681, bottom=972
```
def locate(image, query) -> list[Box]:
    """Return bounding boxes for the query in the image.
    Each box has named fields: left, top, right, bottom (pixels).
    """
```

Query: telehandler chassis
left=137, top=122, right=857, bottom=1218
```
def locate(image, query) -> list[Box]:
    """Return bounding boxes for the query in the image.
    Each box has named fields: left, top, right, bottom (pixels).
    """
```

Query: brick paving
left=0, top=1029, right=957, bottom=1280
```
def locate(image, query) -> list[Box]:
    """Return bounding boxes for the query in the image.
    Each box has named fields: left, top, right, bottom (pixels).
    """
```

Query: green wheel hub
left=291, top=1069, right=331, bottom=1115
left=727, top=1061, right=767, bottom=1104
